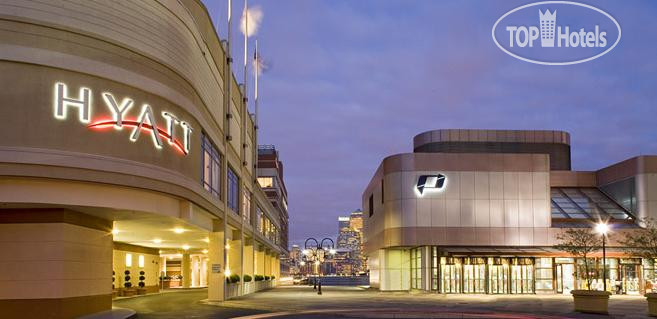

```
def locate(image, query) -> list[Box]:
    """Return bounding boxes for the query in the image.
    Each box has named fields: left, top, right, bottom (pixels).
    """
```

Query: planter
left=646, top=293, right=657, bottom=316
left=121, top=288, right=137, bottom=297
left=137, top=288, right=147, bottom=295
left=243, top=282, right=254, bottom=295
left=226, top=283, right=241, bottom=299
left=571, top=290, right=611, bottom=314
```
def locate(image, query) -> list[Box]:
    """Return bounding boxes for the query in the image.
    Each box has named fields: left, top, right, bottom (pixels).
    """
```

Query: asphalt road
left=113, top=288, right=265, bottom=319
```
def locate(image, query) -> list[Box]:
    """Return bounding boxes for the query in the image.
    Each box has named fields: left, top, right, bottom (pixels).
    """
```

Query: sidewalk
left=218, top=286, right=652, bottom=318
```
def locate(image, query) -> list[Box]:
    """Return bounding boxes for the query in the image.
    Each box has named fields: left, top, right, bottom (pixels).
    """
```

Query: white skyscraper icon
left=539, top=9, right=557, bottom=47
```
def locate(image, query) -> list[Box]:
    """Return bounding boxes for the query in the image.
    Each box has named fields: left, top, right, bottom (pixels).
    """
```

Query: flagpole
left=243, top=0, right=248, bottom=106
left=254, top=39, right=259, bottom=131
left=223, top=0, right=232, bottom=302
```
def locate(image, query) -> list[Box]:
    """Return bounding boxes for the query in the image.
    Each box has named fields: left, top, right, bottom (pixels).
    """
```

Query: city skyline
left=200, top=0, right=657, bottom=247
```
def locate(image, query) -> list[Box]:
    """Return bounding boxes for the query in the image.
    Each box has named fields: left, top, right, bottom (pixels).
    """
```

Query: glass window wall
left=201, top=134, right=221, bottom=198
left=227, top=167, right=239, bottom=213
left=411, top=248, right=422, bottom=289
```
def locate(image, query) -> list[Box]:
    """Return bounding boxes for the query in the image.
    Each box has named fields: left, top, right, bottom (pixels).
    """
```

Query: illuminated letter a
left=130, top=105, right=163, bottom=148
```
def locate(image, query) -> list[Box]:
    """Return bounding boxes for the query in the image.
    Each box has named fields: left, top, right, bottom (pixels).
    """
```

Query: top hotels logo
left=492, top=1, right=621, bottom=65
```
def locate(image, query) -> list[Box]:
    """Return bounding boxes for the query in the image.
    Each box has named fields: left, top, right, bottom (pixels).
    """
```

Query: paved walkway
left=114, top=286, right=653, bottom=318
left=219, top=286, right=651, bottom=318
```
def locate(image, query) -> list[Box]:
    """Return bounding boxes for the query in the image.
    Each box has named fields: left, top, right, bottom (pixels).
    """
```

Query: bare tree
left=621, top=217, right=657, bottom=275
left=555, top=228, right=602, bottom=291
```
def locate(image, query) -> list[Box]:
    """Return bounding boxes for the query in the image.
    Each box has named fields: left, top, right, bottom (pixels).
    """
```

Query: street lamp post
left=596, top=222, right=610, bottom=292
left=303, top=238, right=319, bottom=289
left=302, top=237, right=335, bottom=295
left=318, top=238, right=335, bottom=295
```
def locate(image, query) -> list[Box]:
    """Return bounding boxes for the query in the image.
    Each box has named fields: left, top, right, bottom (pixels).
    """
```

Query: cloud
left=240, top=5, right=263, bottom=37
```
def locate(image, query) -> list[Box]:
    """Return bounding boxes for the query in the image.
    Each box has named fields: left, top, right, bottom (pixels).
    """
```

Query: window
left=551, top=187, right=633, bottom=220
left=257, top=206, right=264, bottom=233
left=431, top=247, right=439, bottom=290
left=381, top=179, right=385, bottom=203
left=600, top=177, right=636, bottom=214
left=125, top=253, right=132, bottom=267
left=411, top=247, right=423, bottom=289
left=535, top=258, right=553, bottom=291
left=227, top=167, right=239, bottom=213
left=368, top=194, right=374, bottom=217
left=138, top=255, right=145, bottom=268
left=258, top=177, right=274, bottom=188
left=242, top=190, right=251, bottom=224
left=201, top=134, right=221, bottom=198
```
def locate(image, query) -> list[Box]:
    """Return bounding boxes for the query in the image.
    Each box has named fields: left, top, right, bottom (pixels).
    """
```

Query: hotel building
left=363, top=129, right=656, bottom=295
left=0, top=1, right=286, bottom=318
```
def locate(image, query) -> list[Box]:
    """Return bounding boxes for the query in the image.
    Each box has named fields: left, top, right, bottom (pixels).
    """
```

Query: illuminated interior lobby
left=0, top=1, right=285, bottom=318
left=363, top=129, right=657, bottom=295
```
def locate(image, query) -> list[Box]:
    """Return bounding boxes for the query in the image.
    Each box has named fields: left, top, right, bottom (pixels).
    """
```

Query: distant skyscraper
left=350, top=210, right=363, bottom=233
left=338, top=216, right=350, bottom=232
left=336, top=210, right=366, bottom=274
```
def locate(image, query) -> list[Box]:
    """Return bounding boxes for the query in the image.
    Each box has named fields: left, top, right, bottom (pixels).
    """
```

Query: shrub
left=243, top=274, right=252, bottom=282
left=138, top=271, right=146, bottom=288
left=254, top=275, right=264, bottom=282
left=124, top=270, right=132, bottom=288
left=264, top=275, right=270, bottom=280
left=271, top=275, right=275, bottom=280
left=230, top=274, right=241, bottom=283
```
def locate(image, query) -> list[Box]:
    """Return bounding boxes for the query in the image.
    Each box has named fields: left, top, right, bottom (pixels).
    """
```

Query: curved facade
left=0, top=1, right=285, bottom=317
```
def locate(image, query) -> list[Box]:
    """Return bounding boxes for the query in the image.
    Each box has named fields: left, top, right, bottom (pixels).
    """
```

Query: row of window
left=124, top=253, right=146, bottom=268
left=201, top=133, right=279, bottom=244
left=201, top=133, right=242, bottom=215
left=257, top=207, right=279, bottom=245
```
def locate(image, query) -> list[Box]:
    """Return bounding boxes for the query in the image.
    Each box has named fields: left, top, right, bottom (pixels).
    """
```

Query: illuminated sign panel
left=53, top=82, right=192, bottom=155
left=415, top=174, right=446, bottom=196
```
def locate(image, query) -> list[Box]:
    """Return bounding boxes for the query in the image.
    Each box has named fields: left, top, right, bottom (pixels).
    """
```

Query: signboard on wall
left=211, top=264, right=222, bottom=273
left=415, top=174, right=447, bottom=196
left=53, top=82, right=192, bottom=155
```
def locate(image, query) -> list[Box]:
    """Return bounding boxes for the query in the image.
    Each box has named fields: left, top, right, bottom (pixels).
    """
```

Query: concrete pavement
left=219, top=286, right=652, bottom=318
left=113, top=286, right=653, bottom=318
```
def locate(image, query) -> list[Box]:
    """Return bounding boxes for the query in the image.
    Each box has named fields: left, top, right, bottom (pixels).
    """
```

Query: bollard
left=318, top=280, right=322, bottom=295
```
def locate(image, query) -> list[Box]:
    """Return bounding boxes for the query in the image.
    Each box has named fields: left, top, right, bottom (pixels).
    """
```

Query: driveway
left=113, top=288, right=265, bottom=319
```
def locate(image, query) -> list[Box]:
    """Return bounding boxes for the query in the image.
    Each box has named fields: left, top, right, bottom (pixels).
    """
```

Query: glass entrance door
left=440, top=262, right=461, bottom=293
left=511, top=264, right=534, bottom=294
left=622, top=264, right=641, bottom=295
left=556, top=263, right=575, bottom=295
left=463, top=264, right=486, bottom=293
left=489, top=264, right=509, bottom=294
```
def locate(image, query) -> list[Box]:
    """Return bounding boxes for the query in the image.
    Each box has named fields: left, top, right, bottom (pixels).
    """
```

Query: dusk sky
left=202, top=0, right=657, bottom=247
